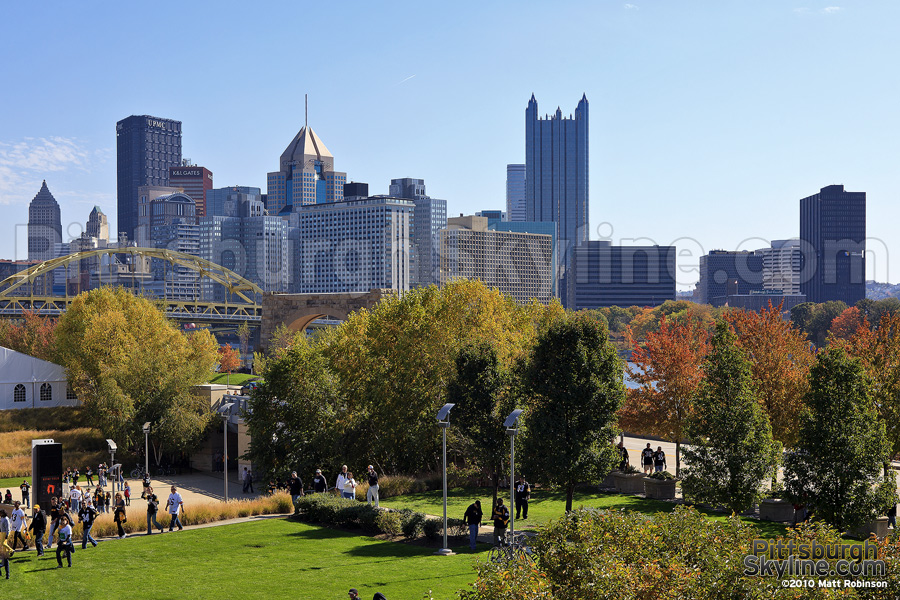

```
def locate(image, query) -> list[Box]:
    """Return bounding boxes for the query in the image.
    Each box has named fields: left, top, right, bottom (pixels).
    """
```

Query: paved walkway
left=72, top=471, right=262, bottom=506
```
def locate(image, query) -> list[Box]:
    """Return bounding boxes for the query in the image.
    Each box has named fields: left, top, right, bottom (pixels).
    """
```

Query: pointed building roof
left=280, top=126, right=333, bottom=169
left=31, top=180, right=59, bottom=207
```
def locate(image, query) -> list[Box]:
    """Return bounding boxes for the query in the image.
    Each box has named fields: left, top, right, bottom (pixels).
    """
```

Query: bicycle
left=488, top=531, right=534, bottom=564
left=130, top=465, right=149, bottom=479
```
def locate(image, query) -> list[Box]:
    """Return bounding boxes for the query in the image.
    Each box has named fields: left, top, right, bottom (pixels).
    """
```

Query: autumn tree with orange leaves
left=621, top=317, right=709, bottom=476
left=725, top=302, right=815, bottom=448
left=218, top=344, right=241, bottom=385
left=830, top=306, right=868, bottom=341
left=0, top=311, right=58, bottom=362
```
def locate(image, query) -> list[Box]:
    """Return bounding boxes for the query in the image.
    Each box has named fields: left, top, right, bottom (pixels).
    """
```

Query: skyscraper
left=27, top=181, right=62, bottom=261
left=525, top=94, right=589, bottom=306
left=388, top=178, right=447, bottom=287
left=799, top=185, right=866, bottom=305
left=267, top=126, right=345, bottom=215
left=169, top=162, right=213, bottom=217
left=116, top=115, right=182, bottom=242
left=506, top=164, right=526, bottom=222
left=85, top=206, right=109, bottom=243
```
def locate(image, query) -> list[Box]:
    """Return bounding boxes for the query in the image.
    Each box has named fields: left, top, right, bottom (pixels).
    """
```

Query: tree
left=217, top=343, right=241, bottom=385
left=783, top=347, right=896, bottom=530
left=829, top=306, right=867, bottom=341
left=620, top=316, right=709, bottom=476
left=840, top=312, right=900, bottom=467
left=682, top=321, right=778, bottom=514
left=792, top=301, right=847, bottom=347
left=447, top=341, right=511, bottom=509
left=236, top=322, right=251, bottom=370
left=523, top=315, right=625, bottom=512
left=0, top=311, right=58, bottom=362
left=55, top=287, right=219, bottom=461
left=243, top=336, right=341, bottom=480
left=724, top=301, right=814, bottom=447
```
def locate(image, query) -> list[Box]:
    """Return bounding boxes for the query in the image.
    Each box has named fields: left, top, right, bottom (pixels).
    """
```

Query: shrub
left=648, top=471, right=675, bottom=480
left=423, top=517, right=442, bottom=540
left=374, top=511, right=402, bottom=536
left=293, top=494, right=380, bottom=532
left=448, top=517, right=467, bottom=537
left=401, top=511, right=425, bottom=538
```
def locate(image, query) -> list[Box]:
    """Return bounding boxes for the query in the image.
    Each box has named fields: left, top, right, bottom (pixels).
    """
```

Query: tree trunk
left=491, top=470, right=499, bottom=511
left=566, top=482, right=575, bottom=513
left=676, top=441, right=681, bottom=478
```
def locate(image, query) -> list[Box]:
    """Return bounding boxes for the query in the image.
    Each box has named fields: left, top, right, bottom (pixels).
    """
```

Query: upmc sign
left=32, top=440, right=62, bottom=509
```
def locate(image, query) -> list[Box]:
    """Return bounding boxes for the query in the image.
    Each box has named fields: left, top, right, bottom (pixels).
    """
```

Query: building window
left=40, top=383, right=52, bottom=402
left=13, top=384, right=25, bottom=403
left=66, top=385, right=77, bottom=400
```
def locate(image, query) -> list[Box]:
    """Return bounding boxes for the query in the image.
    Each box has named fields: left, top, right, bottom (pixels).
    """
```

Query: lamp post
left=434, top=403, right=455, bottom=556
left=504, top=409, right=523, bottom=543
left=219, top=403, right=234, bottom=502
left=106, top=439, right=117, bottom=492
left=142, top=422, right=151, bottom=478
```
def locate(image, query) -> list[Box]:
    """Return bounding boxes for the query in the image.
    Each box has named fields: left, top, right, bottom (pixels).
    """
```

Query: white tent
left=0, top=346, right=78, bottom=409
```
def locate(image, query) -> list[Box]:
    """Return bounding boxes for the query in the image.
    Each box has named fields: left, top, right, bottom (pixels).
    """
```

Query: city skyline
left=2, top=1, right=899, bottom=289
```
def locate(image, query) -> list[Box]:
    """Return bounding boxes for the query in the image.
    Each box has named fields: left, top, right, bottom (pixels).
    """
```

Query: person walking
left=85, top=466, right=94, bottom=487
left=47, top=497, right=60, bottom=550
left=141, top=472, right=151, bottom=499
left=105, top=492, right=111, bottom=515
left=641, top=443, right=655, bottom=475
left=288, top=472, right=304, bottom=514
left=616, top=441, right=629, bottom=470
left=888, top=502, right=897, bottom=530
left=10, top=501, right=28, bottom=551
left=28, top=504, right=46, bottom=556
left=463, top=499, right=482, bottom=551
left=312, top=469, right=327, bottom=493
left=55, top=515, right=73, bottom=568
left=366, top=465, right=379, bottom=507
left=124, top=482, right=131, bottom=506
left=335, top=465, right=349, bottom=494
left=242, top=467, right=255, bottom=494
left=166, top=485, right=184, bottom=531
left=79, top=497, right=98, bottom=549
left=146, top=486, right=164, bottom=534
left=98, top=464, right=106, bottom=488
left=69, top=485, right=82, bottom=515
left=113, top=493, right=127, bottom=538
left=342, top=471, right=357, bottom=500
left=653, top=446, right=667, bottom=473
left=515, top=477, right=531, bottom=520
left=491, top=499, right=509, bottom=547
left=0, top=510, right=10, bottom=579
left=19, top=480, right=30, bottom=508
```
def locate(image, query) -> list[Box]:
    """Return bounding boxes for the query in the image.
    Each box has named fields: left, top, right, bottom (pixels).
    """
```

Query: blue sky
left=1, top=1, right=897, bottom=289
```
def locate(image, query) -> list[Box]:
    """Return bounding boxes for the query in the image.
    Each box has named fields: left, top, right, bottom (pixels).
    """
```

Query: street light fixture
left=106, top=439, right=117, bottom=492
left=219, top=403, right=234, bottom=502
left=504, top=409, right=524, bottom=542
left=434, top=403, right=455, bottom=556
left=142, top=422, right=151, bottom=479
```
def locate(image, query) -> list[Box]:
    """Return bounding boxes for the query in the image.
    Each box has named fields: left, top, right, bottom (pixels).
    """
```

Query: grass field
left=5, top=517, right=479, bottom=599
left=381, top=487, right=789, bottom=538
left=208, top=373, right=257, bottom=386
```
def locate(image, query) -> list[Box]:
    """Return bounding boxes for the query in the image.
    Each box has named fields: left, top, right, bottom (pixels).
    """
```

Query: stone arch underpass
left=260, top=289, right=392, bottom=348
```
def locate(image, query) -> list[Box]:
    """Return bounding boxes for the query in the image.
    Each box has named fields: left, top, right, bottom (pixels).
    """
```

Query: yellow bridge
left=0, top=247, right=263, bottom=327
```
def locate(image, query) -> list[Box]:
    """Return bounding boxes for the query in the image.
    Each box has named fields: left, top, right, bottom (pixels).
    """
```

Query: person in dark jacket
left=78, top=497, right=98, bottom=548
left=146, top=486, right=164, bottom=534
left=289, top=472, right=304, bottom=513
left=490, top=499, right=509, bottom=546
left=463, top=500, right=482, bottom=550
left=312, top=469, right=328, bottom=493
left=515, top=477, right=530, bottom=520
left=616, top=441, right=629, bottom=470
left=28, top=505, right=46, bottom=556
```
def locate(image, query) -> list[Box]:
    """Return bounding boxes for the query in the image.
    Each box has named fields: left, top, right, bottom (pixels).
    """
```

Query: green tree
left=55, top=287, right=219, bottom=460
left=784, top=347, right=897, bottom=530
left=792, top=301, right=847, bottom=347
left=681, top=321, right=778, bottom=514
left=523, top=315, right=625, bottom=512
left=447, top=341, right=511, bottom=509
left=243, top=336, right=341, bottom=480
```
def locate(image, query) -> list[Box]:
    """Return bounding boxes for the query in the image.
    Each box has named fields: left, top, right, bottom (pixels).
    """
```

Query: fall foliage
left=829, top=306, right=868, bottom=341
left=0, top=311, right=58, bottom=362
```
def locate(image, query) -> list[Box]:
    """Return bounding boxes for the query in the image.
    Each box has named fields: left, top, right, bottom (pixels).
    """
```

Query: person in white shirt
left=69, top=486, right=82, bottom=514
left=166, top=486, right=184, bottom=531
left=334, top=465, right=349, bottom=494
left=56, top=515, right=73, bottom=568
left=9, top=502, right=27, bottom=551
left=342, top=471, right=357, bottom=500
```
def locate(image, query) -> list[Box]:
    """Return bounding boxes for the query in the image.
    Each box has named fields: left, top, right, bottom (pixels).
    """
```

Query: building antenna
left=305, top=94, right=308, bottom=129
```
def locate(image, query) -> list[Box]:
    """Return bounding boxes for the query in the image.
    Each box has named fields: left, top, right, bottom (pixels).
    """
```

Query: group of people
left=284, top=464, right=382, bottom=512
left=617, top=441, right=667, bottom=474
left=461, top=476, right=532, bottom=551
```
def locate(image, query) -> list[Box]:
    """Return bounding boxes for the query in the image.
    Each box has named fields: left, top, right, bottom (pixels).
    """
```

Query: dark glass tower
left=525, top=94, right=589, bottom=307
left=799, top=184, right=866, bottom=305
left=116, top=115, right=182, bottom=242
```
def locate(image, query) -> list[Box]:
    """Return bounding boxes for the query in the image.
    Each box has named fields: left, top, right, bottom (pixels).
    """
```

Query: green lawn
left=0, top=477, right=30, bottom=493
left=381, top=487, right=789, bottom=538
left=208, top=373, right=257, bottom=386
left=7, top=517, right=480, bottom=598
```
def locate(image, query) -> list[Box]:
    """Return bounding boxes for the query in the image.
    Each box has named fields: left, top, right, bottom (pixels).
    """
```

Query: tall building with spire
left=85, top=206, right=109, bottom=242
left=267, top=122, right=346, bottom=215
left=27, top=181, right=62, bottom=261
left=525, top=94, right=589, bottom=307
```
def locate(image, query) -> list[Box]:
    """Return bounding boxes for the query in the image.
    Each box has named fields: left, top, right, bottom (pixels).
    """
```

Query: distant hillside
left=867, top=281, right=900, bottom=300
